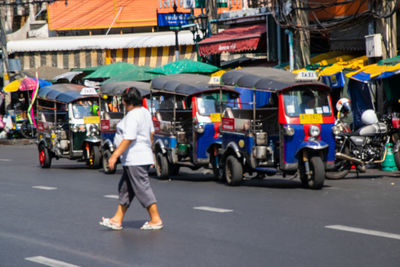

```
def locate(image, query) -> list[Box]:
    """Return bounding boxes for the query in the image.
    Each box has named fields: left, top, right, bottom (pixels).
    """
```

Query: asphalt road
left=0, top=144, right=399, bottom=267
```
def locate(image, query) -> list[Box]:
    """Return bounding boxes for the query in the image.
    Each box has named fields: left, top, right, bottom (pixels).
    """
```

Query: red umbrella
left=19, top=77, right=38, bottom=91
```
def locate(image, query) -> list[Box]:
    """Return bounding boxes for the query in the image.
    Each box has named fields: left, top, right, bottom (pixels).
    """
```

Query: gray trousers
left=118, top=165, right=157, bottom=208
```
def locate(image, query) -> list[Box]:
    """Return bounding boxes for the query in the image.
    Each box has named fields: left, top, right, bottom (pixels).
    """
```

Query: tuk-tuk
left=99, top=81, right=151, bottom=174
left=36, top=84, right=101, bottom=168
left=218, top=68, right=335, bottom=189
left=150, top=74, right=240, bottom=178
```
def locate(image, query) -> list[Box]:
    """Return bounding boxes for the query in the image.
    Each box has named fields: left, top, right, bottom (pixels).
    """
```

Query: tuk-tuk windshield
left=283, top=89, right=331, bottom=117
left=196, top=92, right=238, bottom=116
left=72, top=100, right=99, bottom=119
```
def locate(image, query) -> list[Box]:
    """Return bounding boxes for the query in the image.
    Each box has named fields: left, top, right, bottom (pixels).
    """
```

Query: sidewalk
left=0, top=138, right=35, bottom=145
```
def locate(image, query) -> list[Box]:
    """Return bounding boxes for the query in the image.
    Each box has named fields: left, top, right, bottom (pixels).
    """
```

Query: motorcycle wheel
left=102, top=150, right=116, bottom=174
left=20, top=121, right=36, bottom=139
left=326, top=147, right=351, bottom=180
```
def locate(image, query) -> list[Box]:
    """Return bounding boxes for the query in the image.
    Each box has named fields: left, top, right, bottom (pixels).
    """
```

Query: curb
left=0, top=139, right=36, bottom=145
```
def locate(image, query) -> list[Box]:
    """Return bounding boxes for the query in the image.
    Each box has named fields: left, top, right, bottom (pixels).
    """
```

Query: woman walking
left=99, top=87, right=163, bottom=230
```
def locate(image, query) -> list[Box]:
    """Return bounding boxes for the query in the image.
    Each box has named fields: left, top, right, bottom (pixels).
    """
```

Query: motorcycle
left=326, top=99, right=390, bottom=179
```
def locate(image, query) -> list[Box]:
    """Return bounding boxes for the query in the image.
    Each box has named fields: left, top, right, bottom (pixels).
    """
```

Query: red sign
left=100, top=120, right=110, bottom=131
left=153, top=120, right=161, bottom=132
left=221, top=117, right=234, bottom=131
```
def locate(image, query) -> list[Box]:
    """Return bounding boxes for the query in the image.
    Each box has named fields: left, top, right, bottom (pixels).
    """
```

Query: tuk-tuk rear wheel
left=299, top=156, right=325, bottom=189
left=38, top=144, right=51, bottom=168
left=225, top=155, right=243, bottom=186
left=102, top=150, right=116, bottom=174
left=156, top=152, right=169, bottom=179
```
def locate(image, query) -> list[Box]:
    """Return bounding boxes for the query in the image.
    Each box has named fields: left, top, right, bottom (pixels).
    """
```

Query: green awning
left=84, top=62, right=139, bottom=79
left=101, top=65, right=159, bottom=84
left=147, top=59, right=219, bottom=75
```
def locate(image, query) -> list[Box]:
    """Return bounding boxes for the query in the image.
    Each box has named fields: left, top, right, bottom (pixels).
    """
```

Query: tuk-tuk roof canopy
left=151, top=74, right=221, bottom=96
left=38, top=84, right=97, bottom=103
left=151, top=74, right=238, bottom=96
left=221, top=67, right=330, bottom=92
left=99, top=81, right=150, bottom=97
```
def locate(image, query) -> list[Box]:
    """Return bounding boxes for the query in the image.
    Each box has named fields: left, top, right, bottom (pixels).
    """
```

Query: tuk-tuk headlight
left=309, top=125, right=320, bottom=137
left=89, top=124, right=99, bottom=136
left=195, top=124, right=205, bottom=134
left=255, top=132, right=267, bottom=145
left=332, top=125, right=341, bottom=135
left=72, top=124, right=79, bottom=133
left=283, top=125, right=295, bottom=136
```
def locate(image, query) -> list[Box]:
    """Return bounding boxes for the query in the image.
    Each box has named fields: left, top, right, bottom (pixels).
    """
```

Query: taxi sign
left=80, top=87, right=98, bottom=96
left=299, top=113, right=323, bottom=124
left=83, top=116, right=100, bottom=124
left=209, top=76, right=221, bottom=85
left=210, top=113, right=221, bottom=122
left=295, top=71, right=318, bottom=82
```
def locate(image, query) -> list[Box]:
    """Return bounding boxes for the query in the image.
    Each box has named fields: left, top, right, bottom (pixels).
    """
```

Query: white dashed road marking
left=0, top=159, right=11, bottom=162
left=104, top=194, right=119, bottom=199
left=325, top=225, right=400, bottom=240
left=25, top=256, right=80, bottom=267
left=32, top=186, right=58, bottom=190
left=193, top=206, right=233, bottom=213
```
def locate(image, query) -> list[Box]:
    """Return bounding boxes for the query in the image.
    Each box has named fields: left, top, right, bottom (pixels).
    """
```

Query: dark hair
left=122, top=87, right=142, bottom=106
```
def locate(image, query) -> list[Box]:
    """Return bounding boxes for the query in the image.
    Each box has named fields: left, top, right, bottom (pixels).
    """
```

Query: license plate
left=83, top=116, right=100, bottom=124
left=299, top=114, right=323, bottom=124
left=210, top=113, right=221, bottom=122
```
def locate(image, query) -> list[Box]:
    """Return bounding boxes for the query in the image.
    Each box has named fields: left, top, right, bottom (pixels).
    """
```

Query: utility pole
left=293, top=0, right=310, bottom=69
left=206, top=0, right=217, bottom=35
left=0, top=5, right=11, bottom=110
left=375, top=0, right=397, bottom=59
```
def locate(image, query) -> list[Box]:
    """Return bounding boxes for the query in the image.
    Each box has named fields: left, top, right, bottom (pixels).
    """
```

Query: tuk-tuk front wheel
left=38, top=144, right=51, bottom=168
left=102, top=150, right=116, bottom=174
left=299, top=156, right=325, bottom=189
left=87, top=145, right=101, bottom=169
left=155, top=152, right=169, bottom=179
left=225, top=155, right=243, bottom=186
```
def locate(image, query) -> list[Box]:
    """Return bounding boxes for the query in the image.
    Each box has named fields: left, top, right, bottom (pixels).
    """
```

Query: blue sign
left=157, top=12, right=191, bottom=27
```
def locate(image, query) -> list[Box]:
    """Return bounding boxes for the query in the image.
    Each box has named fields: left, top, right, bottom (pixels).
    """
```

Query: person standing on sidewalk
left=99, top=87, right=163, bottom=230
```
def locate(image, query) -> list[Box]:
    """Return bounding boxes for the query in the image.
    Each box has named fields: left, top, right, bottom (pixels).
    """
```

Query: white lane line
left=104, top=194, right=119, bottom=199
left=32, top=186, right=58, bottom=190
left=325, top=225, right=400, bottom=240
left=0, top=159, right=11, bottom=162
left=25, top=256, right=80, bottom=267
left=193, top=206, right=233, bottom=213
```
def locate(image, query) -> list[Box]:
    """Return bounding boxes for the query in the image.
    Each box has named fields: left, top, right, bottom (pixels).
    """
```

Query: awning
left=346, top=61, right=400, bottom=83
left=7, top=31, right=194, bottom=53
left=198, top=24, right=266, bottom=56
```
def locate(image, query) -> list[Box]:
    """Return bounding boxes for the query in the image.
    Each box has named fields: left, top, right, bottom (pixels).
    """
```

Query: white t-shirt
left=114, top=107, right=154, bottom=166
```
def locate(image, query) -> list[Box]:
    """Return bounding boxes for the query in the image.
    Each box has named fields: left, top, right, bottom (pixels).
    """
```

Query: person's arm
left=108, top=139, right=133, bottom=170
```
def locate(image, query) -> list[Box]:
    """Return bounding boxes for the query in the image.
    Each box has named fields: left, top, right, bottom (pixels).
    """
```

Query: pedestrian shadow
left=123, top=220, right=148, bottom=229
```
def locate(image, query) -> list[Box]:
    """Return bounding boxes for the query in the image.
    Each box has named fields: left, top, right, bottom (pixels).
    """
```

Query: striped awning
left=7, top=31, right=195, bottom=53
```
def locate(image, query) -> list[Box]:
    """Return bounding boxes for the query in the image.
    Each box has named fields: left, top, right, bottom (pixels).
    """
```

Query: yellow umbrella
left=3, top=79, right=22, bottom=92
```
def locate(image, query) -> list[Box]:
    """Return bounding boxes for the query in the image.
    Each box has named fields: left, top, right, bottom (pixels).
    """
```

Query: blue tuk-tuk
left=150, top=74, right=240, bottom=178
left=218, top=67, right=336, bottom=189
left=99, top=81, right=151, bottom=174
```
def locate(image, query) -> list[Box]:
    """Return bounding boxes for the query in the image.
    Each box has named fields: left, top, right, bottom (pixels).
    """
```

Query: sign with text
left=157, top=12, right=191, bottom=27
